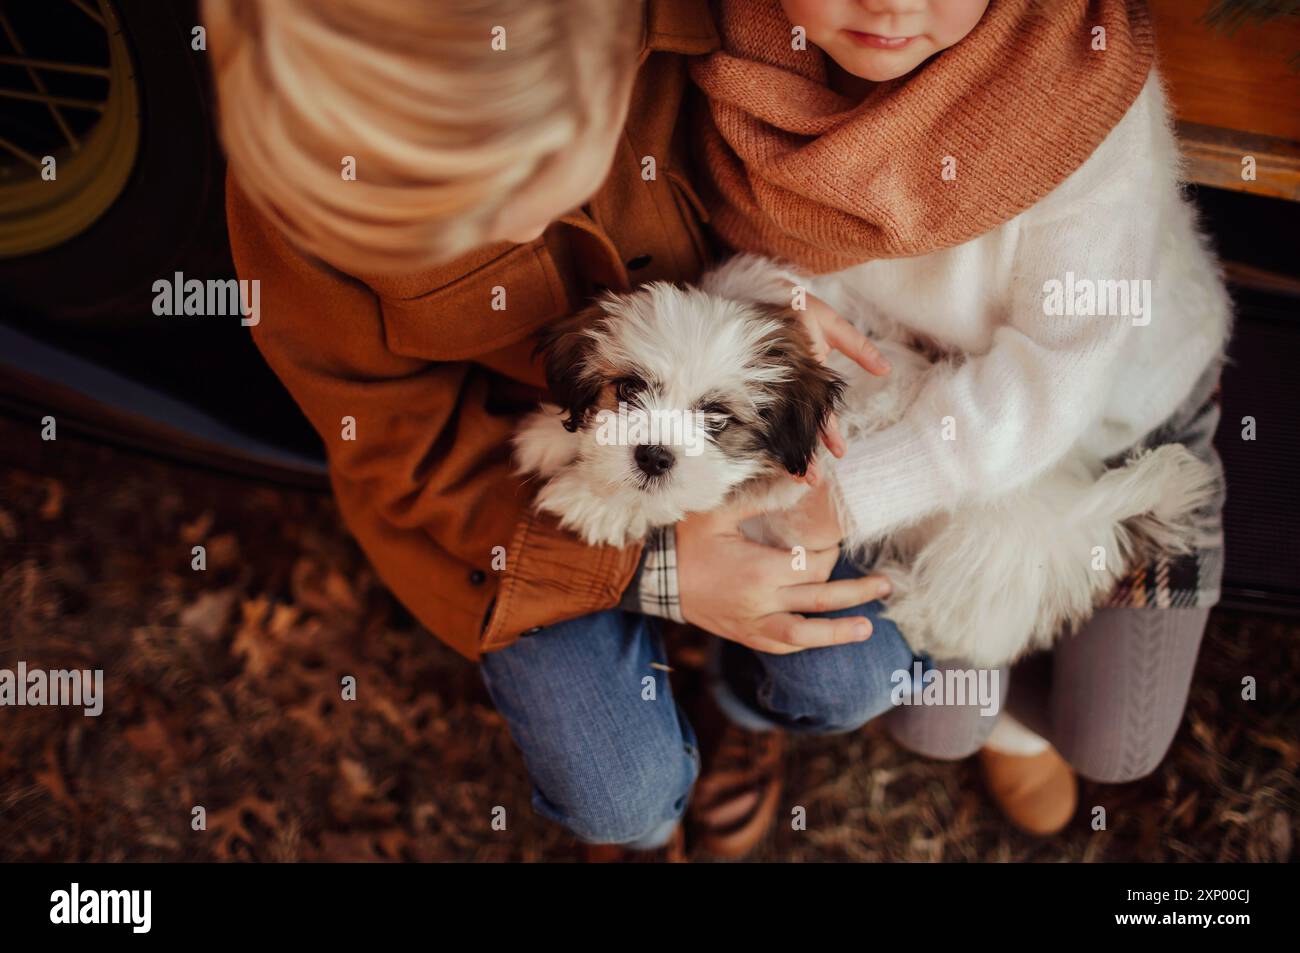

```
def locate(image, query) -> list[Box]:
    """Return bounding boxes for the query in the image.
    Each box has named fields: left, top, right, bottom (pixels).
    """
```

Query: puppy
left=515, top=256, right=1218, bottom=667
left=513, top=281, right=844, bottom=547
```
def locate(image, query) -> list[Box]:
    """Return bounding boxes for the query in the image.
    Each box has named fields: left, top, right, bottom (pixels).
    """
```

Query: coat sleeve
left=226, top=183, right=643, bottom=660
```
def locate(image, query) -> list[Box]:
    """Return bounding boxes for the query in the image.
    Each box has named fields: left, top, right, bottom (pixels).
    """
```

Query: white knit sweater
left=817, top=73, right=1233, bottom=542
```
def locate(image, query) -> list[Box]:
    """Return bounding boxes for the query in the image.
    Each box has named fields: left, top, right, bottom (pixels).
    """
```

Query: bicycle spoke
left=0, top=11, right=81, bottom=150
left=0, top=136, right=44, bottom=170
left=0, top=87, right=105, bottom=113
left=0, top=54, right=111, bottom=78
left=65, top=0, right=106, bottom=29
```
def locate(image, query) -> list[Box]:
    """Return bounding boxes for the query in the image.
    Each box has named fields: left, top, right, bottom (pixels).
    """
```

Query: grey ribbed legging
left=887, top=606, right=1211, bottom=783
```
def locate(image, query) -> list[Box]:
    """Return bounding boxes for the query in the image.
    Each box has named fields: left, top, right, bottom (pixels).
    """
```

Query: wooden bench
left=1151, top=0, right=1300, bottom=202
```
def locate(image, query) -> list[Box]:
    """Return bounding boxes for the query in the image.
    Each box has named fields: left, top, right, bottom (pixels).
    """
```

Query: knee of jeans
left=778, top=662, right=900, bottom=735
left=779, top=623, right=912, bottom=734
left=804, top=690, right=897, bottom=734
left=548, top=744, right=696, bottom=845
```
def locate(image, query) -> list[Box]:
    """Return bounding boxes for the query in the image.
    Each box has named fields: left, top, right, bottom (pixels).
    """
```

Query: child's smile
left=781, top=0, right=991, bottom=83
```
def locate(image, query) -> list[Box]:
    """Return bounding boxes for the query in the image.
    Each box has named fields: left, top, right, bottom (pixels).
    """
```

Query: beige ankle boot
left=979, top=713, right=1078, bottom=836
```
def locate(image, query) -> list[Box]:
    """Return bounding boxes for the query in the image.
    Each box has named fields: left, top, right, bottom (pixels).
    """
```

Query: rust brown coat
left=225, top=0, right=718, bottom=660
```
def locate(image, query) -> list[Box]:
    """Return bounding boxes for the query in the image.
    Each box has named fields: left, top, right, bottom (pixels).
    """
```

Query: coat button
left=626, top=254, right=653, bottom=271
left=469, top=569, right=486, bottom=586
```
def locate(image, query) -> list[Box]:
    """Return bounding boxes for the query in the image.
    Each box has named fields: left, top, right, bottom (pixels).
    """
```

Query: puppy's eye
left=614, top=377, right=643, bottom=403
left=698, top=401, right=731, bottom=432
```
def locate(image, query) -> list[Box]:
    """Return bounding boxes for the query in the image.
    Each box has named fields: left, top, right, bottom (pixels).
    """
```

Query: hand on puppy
left=783, top=286, right=890, bottom=479
left=676, top=497, right=889, bottom=655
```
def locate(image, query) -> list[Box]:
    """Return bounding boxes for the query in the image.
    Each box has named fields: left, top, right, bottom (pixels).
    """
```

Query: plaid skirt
left=1102, top=362, right=1226, bottom=611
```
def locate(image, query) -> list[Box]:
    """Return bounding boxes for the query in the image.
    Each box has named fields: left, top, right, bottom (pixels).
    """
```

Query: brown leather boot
left=686, top=687, right=785, bottom=858
left=979, top=744, right=1078, bottom=836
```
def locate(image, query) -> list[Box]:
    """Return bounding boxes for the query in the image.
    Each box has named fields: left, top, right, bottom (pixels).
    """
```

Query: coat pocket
left=374, top=242, right=569, bottom=362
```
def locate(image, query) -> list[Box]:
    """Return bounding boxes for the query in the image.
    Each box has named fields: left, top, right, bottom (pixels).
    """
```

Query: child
left=687, top=0, right=1230, bottom=834
left=205, top=0, right=897, bottom=859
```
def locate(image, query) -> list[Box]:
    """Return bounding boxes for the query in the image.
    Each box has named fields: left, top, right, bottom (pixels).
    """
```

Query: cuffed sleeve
left=614, top=526, right=683, bottom=622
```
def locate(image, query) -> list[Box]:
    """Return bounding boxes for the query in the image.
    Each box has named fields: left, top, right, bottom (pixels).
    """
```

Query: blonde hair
left=204, top=0, right=643, bottom=272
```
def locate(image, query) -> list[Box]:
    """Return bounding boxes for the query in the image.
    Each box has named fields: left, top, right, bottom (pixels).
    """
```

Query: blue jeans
left=479, top=556, right=917, bottom=848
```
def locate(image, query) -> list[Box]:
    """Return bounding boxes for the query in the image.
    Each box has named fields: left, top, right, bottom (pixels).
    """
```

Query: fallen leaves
left=1, top=419, right=1296, bottom=863
left=179, top=510, right=215, bottom=545
left=39, top=478, right=64, bottom=520
left=33, top=740, right=77, bottom=817
left=230, top=596, right=278, bottom=680
left=178, top=589, right=237, bottom=641
left=207, top=796, right=281, bottom=861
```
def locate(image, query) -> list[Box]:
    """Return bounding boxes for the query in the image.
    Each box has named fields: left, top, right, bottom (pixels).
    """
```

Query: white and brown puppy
left=513, top=280, right=844, bottom=548
left=515, top=256, right=1217, bottom=667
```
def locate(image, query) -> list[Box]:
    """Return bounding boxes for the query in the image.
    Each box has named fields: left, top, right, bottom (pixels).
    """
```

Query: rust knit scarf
left=689, top=0, right=1155, bottom=274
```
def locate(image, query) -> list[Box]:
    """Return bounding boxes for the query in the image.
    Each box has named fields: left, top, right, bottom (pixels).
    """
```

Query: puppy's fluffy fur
left=515, top=256, right=1217, bottom=668
left=515, top=278, right=842, bottom=545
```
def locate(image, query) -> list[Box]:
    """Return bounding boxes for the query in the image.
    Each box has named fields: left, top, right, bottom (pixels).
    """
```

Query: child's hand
left=783, top=286, right=889, bottom=472
left=676, top=499, right=889, bottom=655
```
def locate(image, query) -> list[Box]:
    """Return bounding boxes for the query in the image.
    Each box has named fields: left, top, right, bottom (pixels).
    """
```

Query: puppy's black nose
left=634, top=444, right=675, bottom=477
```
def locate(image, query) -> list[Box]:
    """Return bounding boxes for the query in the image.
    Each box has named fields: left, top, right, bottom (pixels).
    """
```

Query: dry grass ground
left=1, top=416, right=1295, bottom=862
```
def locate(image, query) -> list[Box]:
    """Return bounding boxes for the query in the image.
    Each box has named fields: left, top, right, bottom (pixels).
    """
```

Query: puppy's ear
left=536, top=304, right=605, bottom=433
left=756, top=313, right=846, bottom=476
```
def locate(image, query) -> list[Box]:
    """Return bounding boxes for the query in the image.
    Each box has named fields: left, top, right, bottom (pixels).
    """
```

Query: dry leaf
left=206, top=533, right=240, bottom=571
left=207, top=796, right=280, bottom=860
left=179, top=510, right=215, bottom=545
left=33, top=741, right=77, bottom=815
left=39, top=479, right=64, bottom=520
left=179, top=589, right=237, bottom=641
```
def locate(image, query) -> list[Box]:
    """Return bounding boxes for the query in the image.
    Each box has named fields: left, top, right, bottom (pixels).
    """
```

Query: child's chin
left=835, top=49, right=927, bottom=84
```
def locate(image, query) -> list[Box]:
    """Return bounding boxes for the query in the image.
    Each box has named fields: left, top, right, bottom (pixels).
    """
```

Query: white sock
left=984, top=711, right=1050, bottom=757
